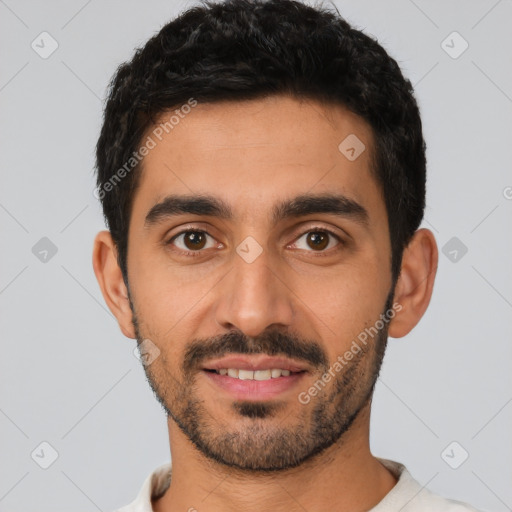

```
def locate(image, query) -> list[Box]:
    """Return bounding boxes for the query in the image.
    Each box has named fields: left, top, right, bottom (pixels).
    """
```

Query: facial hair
left=131, top=291, right=394, bottom=473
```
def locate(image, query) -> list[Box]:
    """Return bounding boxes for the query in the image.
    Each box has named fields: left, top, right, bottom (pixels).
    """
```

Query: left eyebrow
left=144, top=193, right=369, bottom=228
left=271, top=193, right=369, bottom=228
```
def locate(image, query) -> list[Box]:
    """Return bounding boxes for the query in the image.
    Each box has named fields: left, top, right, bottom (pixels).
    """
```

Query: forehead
left=132, top=95, right=385, bottom=226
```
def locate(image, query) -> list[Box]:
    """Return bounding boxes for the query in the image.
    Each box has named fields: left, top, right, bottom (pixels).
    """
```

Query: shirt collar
left=118, top=458, right=420, bottom=512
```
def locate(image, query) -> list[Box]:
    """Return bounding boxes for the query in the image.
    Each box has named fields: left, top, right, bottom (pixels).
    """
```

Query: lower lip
left=202, top=370, right=307, bottom=400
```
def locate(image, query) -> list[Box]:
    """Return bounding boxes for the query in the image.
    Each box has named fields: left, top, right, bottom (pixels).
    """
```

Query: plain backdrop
left=1, top=0, right=511, bottom=510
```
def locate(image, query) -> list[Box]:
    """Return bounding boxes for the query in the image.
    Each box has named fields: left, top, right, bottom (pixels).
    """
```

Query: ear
left=388, top=228, right=438, bottom=338
left=92, top=230, right=136, bottom=339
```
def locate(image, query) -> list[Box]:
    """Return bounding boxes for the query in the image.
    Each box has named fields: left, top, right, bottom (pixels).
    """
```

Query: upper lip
left=202, top=355, right=309, bottom=373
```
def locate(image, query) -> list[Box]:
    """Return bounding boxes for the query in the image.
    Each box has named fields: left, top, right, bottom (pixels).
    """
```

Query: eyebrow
left=144, top=193, right=369, bottom=228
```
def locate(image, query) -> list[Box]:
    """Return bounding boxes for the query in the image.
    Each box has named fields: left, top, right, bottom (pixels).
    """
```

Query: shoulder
left=375, top=459, right=481, bottom=512
left=408, top=488, right=481, bottom=512
left=114, top=462, right=172, bottom=512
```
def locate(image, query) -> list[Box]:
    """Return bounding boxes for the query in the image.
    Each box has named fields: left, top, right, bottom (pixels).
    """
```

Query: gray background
left=1, top=0, right=511, bottom=510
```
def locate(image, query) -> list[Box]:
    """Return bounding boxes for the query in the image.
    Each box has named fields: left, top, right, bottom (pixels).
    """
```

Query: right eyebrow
left=144, top=195, right=233, bottom=228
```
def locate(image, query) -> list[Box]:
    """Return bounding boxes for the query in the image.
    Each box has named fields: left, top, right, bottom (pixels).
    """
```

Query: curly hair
left=95, top=0, right=426, bottom=286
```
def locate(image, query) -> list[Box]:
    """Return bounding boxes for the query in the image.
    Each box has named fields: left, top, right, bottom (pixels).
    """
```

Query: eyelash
left=166, top=227, right=345, bottom=258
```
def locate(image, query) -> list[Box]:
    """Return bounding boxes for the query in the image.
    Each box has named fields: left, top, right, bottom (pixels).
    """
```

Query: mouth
left=201, top=355, right=309, bottom=400
left=203, top=368, right=306, bottom=380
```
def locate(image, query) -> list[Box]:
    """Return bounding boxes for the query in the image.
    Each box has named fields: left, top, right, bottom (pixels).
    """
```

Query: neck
left=152, top=403, right=397, bottom=512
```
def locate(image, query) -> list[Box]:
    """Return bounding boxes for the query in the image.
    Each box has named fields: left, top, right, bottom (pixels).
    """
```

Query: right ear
left=92, top=230, right=136, bottom=339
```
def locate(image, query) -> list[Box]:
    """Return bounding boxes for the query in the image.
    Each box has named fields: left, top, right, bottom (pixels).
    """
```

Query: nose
left=214, top=247, right=295, bottom=338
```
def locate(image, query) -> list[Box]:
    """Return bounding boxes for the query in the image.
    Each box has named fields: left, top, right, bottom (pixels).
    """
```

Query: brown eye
left=169, top=230, right=216, bottom=253
left=306, top=232, right=329, bottom=250
left=183, top=231, right=206, bottom=250
left=293, top=229, right=341, bottom=252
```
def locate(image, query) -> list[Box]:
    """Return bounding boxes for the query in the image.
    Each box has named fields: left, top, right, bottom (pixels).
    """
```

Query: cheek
left=128, top=245, right=222, bottom=335
left=132, top=270, right=208, bottom=324
left=295, top=259, right=390, bottom=354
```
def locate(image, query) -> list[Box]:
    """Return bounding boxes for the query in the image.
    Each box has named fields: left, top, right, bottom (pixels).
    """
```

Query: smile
left=206, top=368, right=304, bottom=380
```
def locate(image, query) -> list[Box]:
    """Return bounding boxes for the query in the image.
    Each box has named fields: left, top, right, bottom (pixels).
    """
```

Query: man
left=92, top=0, right=478, bottom=510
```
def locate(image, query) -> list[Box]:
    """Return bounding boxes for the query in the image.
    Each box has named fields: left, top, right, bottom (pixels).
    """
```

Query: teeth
left=254, top=370, right=271, bottom=380
left=214, top=368, right=295, bottom=380
left=238, top=369, right=253, bottom=380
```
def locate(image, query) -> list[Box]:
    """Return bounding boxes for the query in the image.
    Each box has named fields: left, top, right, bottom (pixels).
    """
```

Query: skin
left=93, top=95, right=438, bottom=512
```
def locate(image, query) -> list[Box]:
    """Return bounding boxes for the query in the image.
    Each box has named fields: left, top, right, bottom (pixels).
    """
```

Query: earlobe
left=388, top=228, right=438, bottom=339
left=92, top=230, right=136, bottom=339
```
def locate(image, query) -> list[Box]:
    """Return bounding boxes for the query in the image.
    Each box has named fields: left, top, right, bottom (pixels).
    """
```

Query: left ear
left=388, top=228, right=438, bottom=338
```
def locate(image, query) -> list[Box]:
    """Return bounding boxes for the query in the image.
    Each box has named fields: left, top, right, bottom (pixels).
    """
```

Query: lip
left=202, top=369, right=307, bottom=401
left=202, top=355, right=310, bottom=373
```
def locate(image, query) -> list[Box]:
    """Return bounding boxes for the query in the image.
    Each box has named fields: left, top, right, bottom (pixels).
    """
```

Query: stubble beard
left=131, top=294, right=392, bottom=473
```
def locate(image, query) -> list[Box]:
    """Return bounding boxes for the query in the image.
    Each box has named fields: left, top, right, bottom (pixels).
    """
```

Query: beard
left=131, top=290, right=394, bottom=474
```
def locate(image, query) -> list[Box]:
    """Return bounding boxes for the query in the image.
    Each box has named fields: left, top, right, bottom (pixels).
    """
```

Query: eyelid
left=165, top=222, right=218, bottom=243
left=288, top=218, right=347, bottom=239
left=287, top=226, right=345, bottom=252
left=166, top=227, right=221, bottom=255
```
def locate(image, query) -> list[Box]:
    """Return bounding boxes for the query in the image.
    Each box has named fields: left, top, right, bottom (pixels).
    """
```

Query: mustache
left=183, top=328, right=328, bottom=374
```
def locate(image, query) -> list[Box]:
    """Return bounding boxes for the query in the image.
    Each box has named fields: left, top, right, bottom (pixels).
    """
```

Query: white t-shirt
left=115, top=458, right=480, bottom=512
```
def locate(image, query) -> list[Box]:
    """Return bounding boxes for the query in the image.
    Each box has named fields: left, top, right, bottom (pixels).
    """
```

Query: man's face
left=126, top=95, right=394, bottom=471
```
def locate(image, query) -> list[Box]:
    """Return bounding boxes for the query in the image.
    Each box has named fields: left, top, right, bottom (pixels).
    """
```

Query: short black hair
left=95, top=0, right=426, bottom=287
